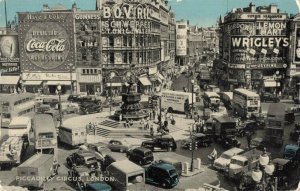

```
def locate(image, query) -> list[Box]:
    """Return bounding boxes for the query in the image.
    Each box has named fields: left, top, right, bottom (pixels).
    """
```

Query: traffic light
left=194, top=141, right=198, bottom=150
left=189, top=142, right=193, bottom=151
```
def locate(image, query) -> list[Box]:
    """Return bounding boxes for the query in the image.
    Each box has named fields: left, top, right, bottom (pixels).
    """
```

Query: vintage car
left=157, top=158, right=183, bottom=176
left=250, top=137, right=267, bottom=151
left=66, top=151, right=99, bottom=169
left=107, top=139, right=132, bottom=153
left=43, top=98, right=59, bottom=108
left=145, top=162, right=179, bottom=188
left=283, top=144, right=300, bottom=163
left=181, top=133, right=212, bottom=149
left=236, top=120, right=259, bottom=137
left=79, top=143, right=111, bottom=163
left=80, top=102, right=103, bottom=115
left=56, top=102, right=80, bottom=114
left=127, top=147, right=154, bottom=165
left=220, top=135, right=241, bottom=149
left=67, top=165, right=112, bottom=191
left=250, top=113, right=267, bottom=128
left=261, top=92, right=280, bottom=103
left=213, top=147, right=244, bottom=171
left=67, top=94, right=83, bottom=103
left=36, top=104, right=51, bottom=114
left=272, top=158, right=293, bottom=187
left=141, top=135, right=177, bottom=152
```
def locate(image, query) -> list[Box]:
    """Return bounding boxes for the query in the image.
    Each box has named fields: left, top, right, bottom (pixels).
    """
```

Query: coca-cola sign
left=23, top=22, right=71, bottom=70
left=26, top=39, right=66, bottom=52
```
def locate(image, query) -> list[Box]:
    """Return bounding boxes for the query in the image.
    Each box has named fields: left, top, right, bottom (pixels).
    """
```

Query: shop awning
left=264, top=80, right=277, bottom=87
left=46, top=81, right=71, bottom=85
left=106, top=83, right=122, bottom=87
left=23, top=81, right=42, bottom=85
left=138, top=77, right=152, bottom=86
left=0, top=76, right=20, bottom=85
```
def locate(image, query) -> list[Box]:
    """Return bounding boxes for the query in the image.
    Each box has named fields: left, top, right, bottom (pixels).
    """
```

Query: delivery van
left=17, top=154, right=53, bottom=189
left=58, top=126, right=87, bottom=147
left=161, top=90, right=196, bottom=113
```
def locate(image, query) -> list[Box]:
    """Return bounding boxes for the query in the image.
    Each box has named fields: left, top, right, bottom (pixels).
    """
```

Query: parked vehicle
left=202, top=92, right=220, bottom=111
left=141, top=135, right=177, bottom=152
left=160, top=90, right=196, bottom=113
left=0, top=136, right=29, bottom=170
left=273, top=158, right=294, bottom=187
left=213, top=147, right=244, bottom=171
left=236, top=120, right=259, bottom=137
left=127, top=147, right=154, bottom=165
left=181, top=133, right=212, bottom=149
left=227, top=149, right=270, bottom=180
left=101, top=153, right=128, bottom=171
left=251, top=113, right=267, bottom=128
left=66, top=151, right=99, bottom=169
left=17, top=154, right=53, bottom=189
left=67, top=94, right=83, bottom=103
left=264, top=125, right=284, bottom=146
left=36, top=104, right=51, bottom=114
left=145, top=162, right=179, bottom=188
left=80, top=102, right=102, bottom=115
left=250, top=137, right=267, bottom=151
left=283, top=144, right=300, bottom=163
left=221, top=135, right=241, bottom=149
left=106, top=160, right=145, bottom=191
left=30, top=114, right=57, bottom=151
left=212, top=116, right=237, bottom=143
left=157, top=158, right=183, bottom=176
left=290, top=122, right=300, bottom=141
left=261, top=92, right=280, bottom=103
left=43, top=98, right=59, bottom=108
left=56, top=102, right=79, bottom=114
left=58, top=126, right=87, bottom=147
left=107, top=139, right=134, bottom=153
left=8, top=116, right=31, bottom=138
left=67, top=165, right=112, bottom=191
left=206, top=85, right=220, bottom=93
left=232, top=89, right=260, bottom=119
left=219, top=92, right=233, bottom=110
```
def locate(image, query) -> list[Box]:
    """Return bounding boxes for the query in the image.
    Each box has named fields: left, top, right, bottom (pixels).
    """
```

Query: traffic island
left=181, top=158, right=205, bottom=177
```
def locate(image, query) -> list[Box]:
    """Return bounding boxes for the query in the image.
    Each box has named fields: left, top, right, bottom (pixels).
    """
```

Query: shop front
left=138, top=76, right=152, bottom=94
left=77, top=70, right=102, bottom=96
left=0, top=76, right=20, bottom=93
left=22, top=72, right=76, bottom=95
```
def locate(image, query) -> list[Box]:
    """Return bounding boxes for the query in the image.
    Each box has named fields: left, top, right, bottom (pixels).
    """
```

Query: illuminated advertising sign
left=226, top=13, right=287, bottom=22
left=18, top=12, right=75, bottom=71
left=0, top=63, right=20, bottom=75
left=176, top=23, right=187, bottom=56
left=101, top=3, right=152, bottom=34
left=0, top=35, right=20, bottom=75
left=294, top=26, right=300, bottom=63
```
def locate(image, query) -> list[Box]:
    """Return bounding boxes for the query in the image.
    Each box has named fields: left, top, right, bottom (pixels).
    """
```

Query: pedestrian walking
left=150, top=125, right=154, bottom=137
left=52, top=158, right=60, bottom=176
left=125, top=119, right=130, bottom=128
left=119, top=113, right=123, bottom=122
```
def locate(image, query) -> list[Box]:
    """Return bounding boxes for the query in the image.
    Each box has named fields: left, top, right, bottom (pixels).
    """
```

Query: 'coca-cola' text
left=26, top=38, right=67, bottom=52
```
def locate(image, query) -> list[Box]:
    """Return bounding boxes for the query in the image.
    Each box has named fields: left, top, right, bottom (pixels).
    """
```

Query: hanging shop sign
left=22, top=72, right=76, bottom=81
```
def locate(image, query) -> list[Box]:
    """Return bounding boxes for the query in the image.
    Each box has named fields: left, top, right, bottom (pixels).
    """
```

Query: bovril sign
left=24, top=22, right=70, bottom=70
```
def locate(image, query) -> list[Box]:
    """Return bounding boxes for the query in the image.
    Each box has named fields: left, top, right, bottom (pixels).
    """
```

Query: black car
left=250, top=137, right=267, bottom=151
left=80, top=102, right=102, bottom=115
left=261, top=92, right=280, bottom=103
left=127, top=147, right=154, bottom=165
left=181, top=133, right=212, bottom=149
left=236, top=120, right=259, bottom=137
left=221, top=135, right=241, bottom=149
left=67, top=94, right=82, bottom=102
left=141, top=135, right=177, bottom=152
left=66, top=151, right=99, bottom=169
left=290, top=123, right=300, bottom=141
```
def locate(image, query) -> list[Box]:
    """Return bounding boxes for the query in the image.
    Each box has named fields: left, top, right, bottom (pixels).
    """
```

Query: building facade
left=175, top=20, right=188, bottom=66
left=219, top=3, right=289, bottom=94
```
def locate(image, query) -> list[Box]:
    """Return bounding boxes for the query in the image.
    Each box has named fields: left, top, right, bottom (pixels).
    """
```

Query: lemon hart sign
left=18, top=12, right=75, bottom=71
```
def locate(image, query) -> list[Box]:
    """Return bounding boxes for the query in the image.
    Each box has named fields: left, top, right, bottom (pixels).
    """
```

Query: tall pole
left=110, top=78, right=112, bottom=116
left=4, top=0, right=8, bottom=27
left=192, top=81, right=194, bottom=117
left=58, top=91, right=62, bottom=127
left=69, top=64, right=73, bottom=94
left=190, top=135, right=194, bottom=172
left=159, top=95, right=162, bottom=130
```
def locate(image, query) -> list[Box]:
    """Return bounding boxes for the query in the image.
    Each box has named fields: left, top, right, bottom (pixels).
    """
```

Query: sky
left=0, top=0, right=299, bottom=27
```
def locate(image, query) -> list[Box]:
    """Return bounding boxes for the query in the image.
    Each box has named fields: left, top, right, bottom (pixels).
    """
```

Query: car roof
left=194, top=133, right=206, bottom=137
left=252, top=137, right=263, bottom=142
left=151, top=162, right=175, bottom=171
left=231, top=155, right=247, bottom=162
left=223, top=148, right=244, bottom=155
left=134, top=147, right=152, bottom=152
left=272, top=158, right=290, bottom=165
left=77, top=151, right=95, bottom=157
left=284, top=144, right=299, bottom=151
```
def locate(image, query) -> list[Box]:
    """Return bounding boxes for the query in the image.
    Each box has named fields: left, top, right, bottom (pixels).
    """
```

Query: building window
left=123, top=52, right=128, bottom=63
left=109, top=36, right=114, bottom=47
left=110, top=52, right=115, bottom=64
left=80, top=84, right=86, bottom=92
left=129, top=52, right=132, bottom=64
left=129, top=36, right=132, bottom=47
left=123, top=36, right=127, bottom=46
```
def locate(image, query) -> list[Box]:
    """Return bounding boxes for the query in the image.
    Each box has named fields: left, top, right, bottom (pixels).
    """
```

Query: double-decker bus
left=0, top=93, right=36, bottom=128
left=30, top=114, right=57, bottom=152
left=232, top=88, right=260, bottom=119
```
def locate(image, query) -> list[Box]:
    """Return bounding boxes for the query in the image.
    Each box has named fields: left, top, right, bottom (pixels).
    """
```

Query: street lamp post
left=57, top=84, right=63, bottom=128
left=189, top=131, right=197, bottom=172
left=109, top=73, right=115, bottom=116
left=191, top=79, right=194, bottom=119
left=252, top=148, right=275, bottom=191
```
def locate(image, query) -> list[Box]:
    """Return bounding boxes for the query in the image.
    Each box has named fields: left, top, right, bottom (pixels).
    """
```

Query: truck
left=198, top=69, right=211, bottom=89
left=17, top=154, right=53, bottom=189
left=227, top=149, right=269, bottom=180
left=161, top=90, right=196, bottom=113
left=0, top=136, right=29, bottom=170
left=58, top=125, right=87, bottom=147
left=8, top=116, right=31, bottom=138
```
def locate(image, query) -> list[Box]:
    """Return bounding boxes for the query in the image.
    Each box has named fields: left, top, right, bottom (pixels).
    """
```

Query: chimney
left=270, top=4, right=277, bottom=13
left=72, top=3, right=77, bottom=11
left=249, top=3, right=256, bottom=13
left=43, top=4, right=50, bottom=11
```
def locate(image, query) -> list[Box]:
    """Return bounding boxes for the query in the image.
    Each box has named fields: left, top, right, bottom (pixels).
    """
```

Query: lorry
left=8, top=116, right=31, bottom=138
left=198, top=69, right=211, bottom=89
left=17, top=154, right=53, bottom=189
left=161, top=90, right=196, bottom=113
left=0, top=136, right=29, bottom=170
left=106, top=160, right=145, bottom=191
left=227, top=149, right=269, bottom=180
left=58, top=125, right=87, bottom=147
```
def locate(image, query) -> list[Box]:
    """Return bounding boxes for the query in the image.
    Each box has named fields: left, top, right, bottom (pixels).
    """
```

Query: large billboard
left=18, top=12, right=75, bottom=71
left=294, top=26, right=300, bottom=63
left=0, top=35, right=20, bottom=75
left=176, top=22, right=187, bottom=56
